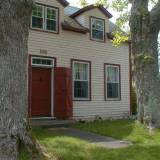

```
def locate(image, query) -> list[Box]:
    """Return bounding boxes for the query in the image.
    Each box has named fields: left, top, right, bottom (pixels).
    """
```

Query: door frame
left=28, top=55, right=56, bottom=118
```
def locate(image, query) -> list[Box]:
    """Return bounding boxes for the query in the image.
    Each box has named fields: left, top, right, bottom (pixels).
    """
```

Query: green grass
left=22, top=120, right=160, bottom=160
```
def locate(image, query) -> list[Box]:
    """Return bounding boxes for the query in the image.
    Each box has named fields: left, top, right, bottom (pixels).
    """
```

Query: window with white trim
left=91, top=17, right=105, bottom=41
left=105, top=64, right=120, bottom=100
left=31, top=4, right=58, bottom=32
left=31, top=57, right=54, bottom=67
left=72, top=61, right=90, bottom=100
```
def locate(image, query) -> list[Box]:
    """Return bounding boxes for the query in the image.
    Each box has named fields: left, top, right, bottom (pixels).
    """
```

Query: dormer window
left=31, top=4, right=59, bottom=33
left=90, top=17, right=105, bottom=42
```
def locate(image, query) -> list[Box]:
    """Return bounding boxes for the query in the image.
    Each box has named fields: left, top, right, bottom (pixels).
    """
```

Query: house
left=28, top=0, right=131, bottom=120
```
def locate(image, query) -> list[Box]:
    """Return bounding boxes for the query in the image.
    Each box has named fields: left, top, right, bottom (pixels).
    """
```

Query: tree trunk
left=130, top=0, right=160, bottom=126
left=0, top=0, right=34, bottom=159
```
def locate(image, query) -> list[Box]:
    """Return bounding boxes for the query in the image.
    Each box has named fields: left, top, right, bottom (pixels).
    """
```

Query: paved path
left=49, top=127, right=132, bottom=149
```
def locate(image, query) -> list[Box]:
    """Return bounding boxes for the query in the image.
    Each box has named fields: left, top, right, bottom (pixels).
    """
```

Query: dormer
left=70, top=5, right=112, bottom=42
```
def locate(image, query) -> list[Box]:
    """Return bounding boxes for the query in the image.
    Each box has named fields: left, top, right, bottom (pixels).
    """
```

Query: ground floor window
left=72, top=60, right=91, bottom=101
left=105, top=64, right=121, bottom=100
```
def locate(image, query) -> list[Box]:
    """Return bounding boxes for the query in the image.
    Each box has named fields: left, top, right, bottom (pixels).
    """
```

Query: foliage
left=29, top=120, right=160, bottom=160
left=79, top=0, right=88, bottom=7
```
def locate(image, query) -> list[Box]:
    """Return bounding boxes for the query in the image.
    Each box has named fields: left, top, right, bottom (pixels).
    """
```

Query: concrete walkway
left=49, top=127, right=132, bottom=149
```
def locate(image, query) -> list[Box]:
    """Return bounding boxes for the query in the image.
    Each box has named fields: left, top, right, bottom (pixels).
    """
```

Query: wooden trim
left=70, top=5, right=112, bottom=19
left=89, top=16, right=106, bottom=43
left=71, top=59, right=92, bottom=101
left=31, top=3, right=60, bottom=34
left=28, top=55, right=57, bottom=117
left=129, top=43, right=132, bottom=115
left=104, top=63, right=121, bottom=101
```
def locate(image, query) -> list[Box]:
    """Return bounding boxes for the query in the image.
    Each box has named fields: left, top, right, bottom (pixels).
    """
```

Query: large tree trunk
left=130, top=0, right=160, bottom=126
left=0, top=0, right=34, bottom=159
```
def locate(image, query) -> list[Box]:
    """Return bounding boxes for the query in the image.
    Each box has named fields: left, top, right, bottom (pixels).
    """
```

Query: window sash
left=45, top=7, right=58, bottom=32
left=105, top=65, right=120, bottom=100
left=73, top=61, right=90, bottom=100
left=32, top=5, right=44, bottom=29
left=91, top=17, right=105, bottom=41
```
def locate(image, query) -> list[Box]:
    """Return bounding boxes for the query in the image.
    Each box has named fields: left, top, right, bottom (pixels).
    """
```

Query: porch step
left=30, top=119, right=76, bottom=127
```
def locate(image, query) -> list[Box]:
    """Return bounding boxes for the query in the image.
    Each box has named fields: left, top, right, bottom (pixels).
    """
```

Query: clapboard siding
left=28, top=0, right=130, bottom=120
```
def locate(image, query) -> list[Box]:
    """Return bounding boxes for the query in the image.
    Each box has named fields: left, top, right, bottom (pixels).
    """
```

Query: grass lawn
left=21, top=120, right=160, bottom=160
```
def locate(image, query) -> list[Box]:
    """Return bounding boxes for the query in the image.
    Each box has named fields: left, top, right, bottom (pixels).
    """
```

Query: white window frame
left=31, top=4, right=45, bottom=30
left=105, top=64, right=121, bottom=101
left=31, top=57, right=54, bottom=68
left=90, top=17, right=105, bottom=42
left=45, top=7, right=58, bottom=33
left=31, top=4, right=58, bottom=33
left=72, top=61, right=90, bottom=101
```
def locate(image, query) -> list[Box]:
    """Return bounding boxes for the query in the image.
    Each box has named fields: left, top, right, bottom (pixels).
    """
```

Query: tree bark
left=0, top=0, right=34, bottom=159
left=130, top=0, right=160, bottom=126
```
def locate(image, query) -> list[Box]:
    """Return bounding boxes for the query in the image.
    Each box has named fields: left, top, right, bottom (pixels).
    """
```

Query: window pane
left=92, top=19, right=104, bottom=31
left=32, top=17, right=43, bottom=29
left=74, top=63, right=88, bottom=80
left=92, top=30, right=103, bottom=40
left=74, top=81, right=88, bottom=98
left=47, top=8, right=56, bottom=20
left=32, top=6, right=43, bottom=17
left=107, top=83, right=119, bottom=98
left=46, top=20, right=56, bottom=31
left=107, top=67, right=119, bottom=83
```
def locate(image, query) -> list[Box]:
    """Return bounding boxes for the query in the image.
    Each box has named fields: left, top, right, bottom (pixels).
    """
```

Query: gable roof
left=57, top=0, right=69, bottom=7
left=70, top=4, right=113, bottom=19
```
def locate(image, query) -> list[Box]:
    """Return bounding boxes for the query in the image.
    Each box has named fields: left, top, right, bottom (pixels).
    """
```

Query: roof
left=57, top=0, right=69, bottom=7
left=63, top=6, right=116, bottom=34
left=70, top=4, right=113, bottom=19
left=62, top=15, right=89, bottom=33
left=64, top=6, right=80, bottom=16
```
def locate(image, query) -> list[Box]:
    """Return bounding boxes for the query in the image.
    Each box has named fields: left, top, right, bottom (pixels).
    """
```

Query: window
left=90, top=17, right=105, bottom=41
left=105, top=64, right=120, bottom=100
left=31, top=57, right=54, bottom=67
left=72, top=60, right=91, bottom=100
left=31, top=4, right=58, bottom=32
left=32, top=5, right=44, bottom=29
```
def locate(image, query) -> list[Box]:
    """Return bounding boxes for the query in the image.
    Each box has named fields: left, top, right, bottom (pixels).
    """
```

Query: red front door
left=31, top=68, right=51, bottom=117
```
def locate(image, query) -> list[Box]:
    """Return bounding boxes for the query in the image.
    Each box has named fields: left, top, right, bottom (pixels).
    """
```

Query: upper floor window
left=90, top=17, right=105, bottom=42
left=105, top=64, right=121, bottom=100
left=31, top=4, right=58, bottom=33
